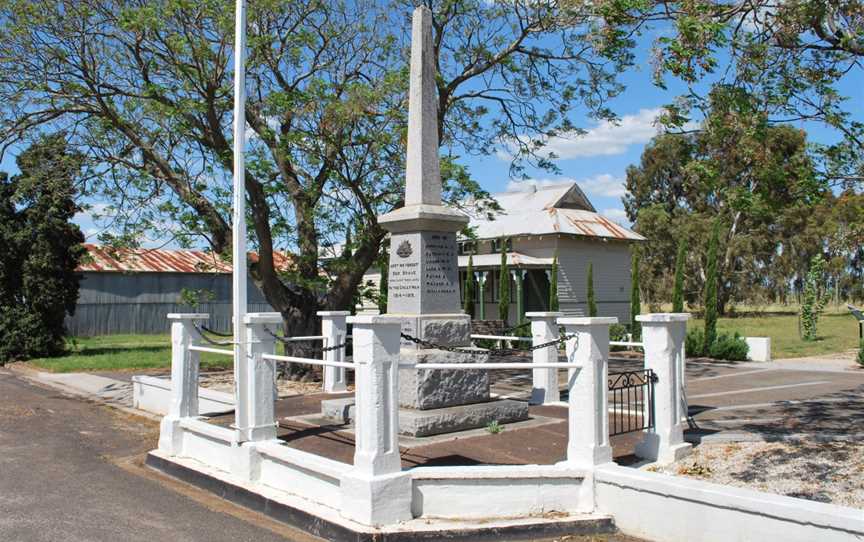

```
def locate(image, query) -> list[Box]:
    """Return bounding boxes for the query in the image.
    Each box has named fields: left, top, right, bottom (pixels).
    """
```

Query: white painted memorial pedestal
left=634, top=313, right=692, bottom=464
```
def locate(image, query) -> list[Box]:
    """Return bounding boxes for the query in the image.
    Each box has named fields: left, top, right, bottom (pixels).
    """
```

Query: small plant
left=800, top=255, right=828, bottom=341
left=685, top=328, right=706, bottom=358
left=707, top=332, right=749, bottom=361
left=609, top=323, right=628, bottom=352
left=485, top=420, right=504, bottom=434
left=677, top=462, right=712, bottom=478
left=857, top=339, right=864, bottom=368
left=179, top=287, right=216, bottom=309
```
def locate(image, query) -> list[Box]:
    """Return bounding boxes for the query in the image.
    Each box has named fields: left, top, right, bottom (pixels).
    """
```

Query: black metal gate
left=608, top=369, right=657, bottom=436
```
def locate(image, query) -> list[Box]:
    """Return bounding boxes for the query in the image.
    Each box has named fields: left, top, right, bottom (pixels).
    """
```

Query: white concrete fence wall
left=156, top=311, right=698, bottom=528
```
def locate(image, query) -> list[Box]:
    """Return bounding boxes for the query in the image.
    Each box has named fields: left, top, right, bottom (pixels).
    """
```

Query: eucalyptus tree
left=639, top=0, right=864, bottom=185
left=0, top=0, right=644, bottom=336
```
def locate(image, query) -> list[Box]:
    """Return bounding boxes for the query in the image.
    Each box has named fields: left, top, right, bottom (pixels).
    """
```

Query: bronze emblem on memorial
left=396, top=240, right=413, bottom=258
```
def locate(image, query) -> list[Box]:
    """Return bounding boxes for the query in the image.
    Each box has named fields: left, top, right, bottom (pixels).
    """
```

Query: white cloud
left=508, top=173, right=626, bottom=199
left=505, top=178, right=574, bottom=193
left=543, top=108, right=666, bottom=159
left=600, top=207, right=630, bottom=225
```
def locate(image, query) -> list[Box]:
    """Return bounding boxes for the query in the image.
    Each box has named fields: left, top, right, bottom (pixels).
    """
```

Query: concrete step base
left=321, top=397, right=530, bottom=437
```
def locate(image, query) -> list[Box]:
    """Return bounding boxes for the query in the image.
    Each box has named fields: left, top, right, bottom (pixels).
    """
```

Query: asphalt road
left=0, top=368, right=313, bottom=542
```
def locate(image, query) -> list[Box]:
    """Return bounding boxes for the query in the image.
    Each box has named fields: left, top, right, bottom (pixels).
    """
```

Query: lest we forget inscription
left=387, top=231, right=459, bottom=314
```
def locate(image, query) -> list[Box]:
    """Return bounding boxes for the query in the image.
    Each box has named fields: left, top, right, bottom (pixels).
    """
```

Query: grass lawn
left=27, top=334, right=234, bottom=373
left=687, top=311, right=861, bottom=359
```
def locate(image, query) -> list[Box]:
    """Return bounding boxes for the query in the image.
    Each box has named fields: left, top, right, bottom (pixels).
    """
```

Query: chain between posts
left=192, top=323, right=235, bottom=346
left=263, top=327, right=350, bottom=352
left=400, top=330, right=578, bottom=356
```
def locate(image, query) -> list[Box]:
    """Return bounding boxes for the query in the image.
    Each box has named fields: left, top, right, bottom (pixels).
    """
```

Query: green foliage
left=485, top=420, right=504, bottom=435
left=685, top=328, right=706, bottom=358
left=377, top=259, right=388, bottom=314
left=703, top=220, right=720, bottom=352
left=707, top=332, right=749, bottom=362
left=586, top=262, right=597, bottom=317
left=549, top=250, right=560, bottom=311
left=179, top=288, right=216, bottom=309
left=686, top=328, right=748, bottom=361
left=0, top=0, right=646, bottom=337
left=857, top=340, right=864, bottom=368
left=800, top=255, right=828, bottom=341
left=498, top=239, right=510, bottom=324
left=463, top=254, right=475, bottom=318
left=630, top=252, right=641, bottom=340
left=625, top=89, right=826, bottom=310
left=609, top=323, right=628, bottom=352
left=672, top=237, right=686, bottom=313
left=0, top=136, right=85, bottom=363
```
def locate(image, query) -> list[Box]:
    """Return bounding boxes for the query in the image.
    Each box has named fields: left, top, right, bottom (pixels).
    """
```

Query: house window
left=490, top=238, right=512, bottom=253
left=458, top=241, right=476, bottom=255
left=488, top=272, right=515, bottom=303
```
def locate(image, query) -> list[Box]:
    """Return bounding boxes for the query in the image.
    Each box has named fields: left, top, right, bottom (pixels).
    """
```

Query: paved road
left=0, top=368, right=312, bottom=542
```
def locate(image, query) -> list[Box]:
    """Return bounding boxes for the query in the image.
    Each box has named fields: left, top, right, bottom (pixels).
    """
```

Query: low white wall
left=745, top=337, right=772, bottom=362
left=132, top=375, right=234, bottom=415
left=410, top=465, right=592, bottom=519
left=595, top=465, right=864, bottom=542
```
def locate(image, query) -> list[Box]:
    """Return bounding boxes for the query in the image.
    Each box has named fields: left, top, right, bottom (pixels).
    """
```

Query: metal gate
left=608, top=369, right=657, bottom=436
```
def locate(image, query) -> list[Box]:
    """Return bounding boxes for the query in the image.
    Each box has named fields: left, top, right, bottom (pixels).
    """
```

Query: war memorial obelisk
left=374, top=6, right=528, bottom=436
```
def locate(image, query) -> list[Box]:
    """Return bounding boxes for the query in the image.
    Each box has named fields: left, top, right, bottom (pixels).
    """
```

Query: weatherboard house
left=363, top=182, right=644, bottom=323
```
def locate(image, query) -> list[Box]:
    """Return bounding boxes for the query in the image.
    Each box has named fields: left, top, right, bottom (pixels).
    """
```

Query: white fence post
left=527, top=311, right=563, bottom=405
left=319, top=310, right=350, bottom=393
left=340, top=315, right=411, bottom=526
left=235, top=313, right=280, bottom=443
left=158, top=313, right=208, bottom=455
left=558, top=317, right=616, bottom=468
left=635, top=313, right=692, bottom=464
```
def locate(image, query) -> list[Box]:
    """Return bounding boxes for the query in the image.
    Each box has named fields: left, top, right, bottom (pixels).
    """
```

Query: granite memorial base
left=321, top=397, right=529, bottom=437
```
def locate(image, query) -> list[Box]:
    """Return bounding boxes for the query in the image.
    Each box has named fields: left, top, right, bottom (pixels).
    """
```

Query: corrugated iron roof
left=468, top=183, right=644, bottom=242
left=77, top=244, right=295, bottom=273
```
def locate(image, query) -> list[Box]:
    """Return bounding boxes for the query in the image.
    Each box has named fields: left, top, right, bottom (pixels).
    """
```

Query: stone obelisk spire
left=404, top=5, right=441, bottom=207
left=378, top=5, right=469, bottom=338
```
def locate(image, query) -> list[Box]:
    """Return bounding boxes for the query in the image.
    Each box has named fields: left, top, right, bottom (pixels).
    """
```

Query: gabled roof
left=467, top=182, right=644, bottom=242
left=77, top=244, right=295, bottom=273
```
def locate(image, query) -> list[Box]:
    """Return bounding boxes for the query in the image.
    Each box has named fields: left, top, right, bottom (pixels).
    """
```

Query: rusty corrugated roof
left=468, top=183, right=644, bottom=242
left=77, top=244, right=295, bottom=273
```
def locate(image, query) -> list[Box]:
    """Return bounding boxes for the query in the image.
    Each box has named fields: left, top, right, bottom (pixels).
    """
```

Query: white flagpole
left=232, top=0, right=248, bottom=415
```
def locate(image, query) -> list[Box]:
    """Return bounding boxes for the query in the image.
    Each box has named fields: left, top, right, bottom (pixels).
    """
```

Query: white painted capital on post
left=158, top=313, right=208, bottom=455
left=527, top=312, right=563, bottom=405
left=635, top=313, right=692, bottom=464
left=319, top=311, right=350, bottom=393
left=340, top=315, right=411, bottom=526
left=235, top=313, right=280, bottom=443
left=558, top=317, right=616, bottom=468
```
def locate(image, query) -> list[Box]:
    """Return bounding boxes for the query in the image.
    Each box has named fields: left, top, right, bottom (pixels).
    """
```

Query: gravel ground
left=199, top=371, right=351, bottom=396
left=652, top=441, right=864, bottom=509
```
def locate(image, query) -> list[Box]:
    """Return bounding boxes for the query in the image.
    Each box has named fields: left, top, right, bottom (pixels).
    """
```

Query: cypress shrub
left=703, top=221, right=720, bottom=352
left=630, top=252, right=641, bottom=340
left=463, top=253, right=475, bottom=318
left=549, top=250, right=559, bottom=311
left=672, top=237, right=686, bottom=312
left=498, top=239, right=510, bottom=323
left=587, top=262, right=597, bottom=317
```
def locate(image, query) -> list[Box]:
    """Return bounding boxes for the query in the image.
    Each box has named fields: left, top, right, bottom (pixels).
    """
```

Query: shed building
left=67, top=245, right=289, bottom=336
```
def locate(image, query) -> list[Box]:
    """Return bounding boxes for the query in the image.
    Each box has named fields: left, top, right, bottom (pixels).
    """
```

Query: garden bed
left=651, top=441, right=864, bottom=510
